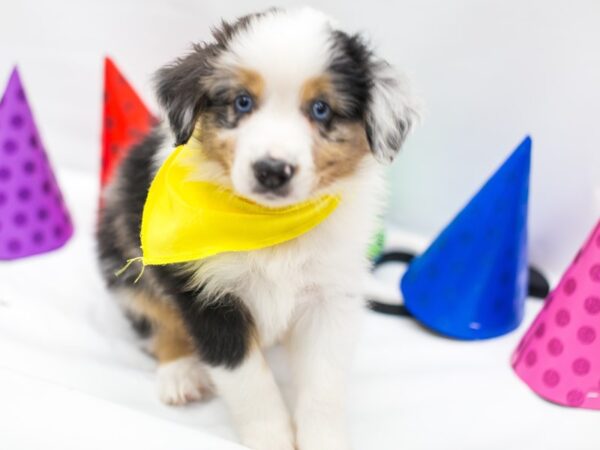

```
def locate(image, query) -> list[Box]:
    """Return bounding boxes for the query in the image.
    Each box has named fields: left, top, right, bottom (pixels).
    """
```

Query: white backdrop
left=1, top=0, right=599, bottom=277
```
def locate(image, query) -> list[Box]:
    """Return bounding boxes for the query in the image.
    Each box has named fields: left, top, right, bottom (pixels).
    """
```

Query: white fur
left=208, top=348, right=295, bottom=450
left=287, top=293, right=361, bottom=450
left=220, top=8, right=333, bottom=86
left=157, top=355, right=213, bottom=405
left=366, top=62, right=421, bottom=163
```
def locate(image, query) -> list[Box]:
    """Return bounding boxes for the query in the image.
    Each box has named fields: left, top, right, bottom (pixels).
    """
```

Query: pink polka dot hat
left=0, top=67, right=73, bottom=260
left=512, top=219, right=600, bottom=410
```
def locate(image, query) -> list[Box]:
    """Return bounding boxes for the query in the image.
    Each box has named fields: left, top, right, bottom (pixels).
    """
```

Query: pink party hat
left=0, top=67, right=73, bottom=260
left=512, top=220, right=600, bottom=409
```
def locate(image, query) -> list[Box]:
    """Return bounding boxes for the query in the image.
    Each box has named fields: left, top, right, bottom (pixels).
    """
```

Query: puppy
left=97, top=7, right=418, bottom=450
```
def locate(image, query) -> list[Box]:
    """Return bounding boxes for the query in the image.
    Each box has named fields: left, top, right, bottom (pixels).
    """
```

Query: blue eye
left=310, top=100, right=331, bottom=122
left=234, top=94, right=253, bottom=114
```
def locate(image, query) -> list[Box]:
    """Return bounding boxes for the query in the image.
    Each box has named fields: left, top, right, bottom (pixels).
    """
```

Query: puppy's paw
left=157, top=356, right=213, bottom=406
left=296, top=422, right=351, bottom=450
left=297, top=433, right=351, bottom=450
left=241, top=420, right=295, bottom=450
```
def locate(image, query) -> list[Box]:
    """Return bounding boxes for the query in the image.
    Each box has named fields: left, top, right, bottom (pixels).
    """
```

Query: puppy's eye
left=310, top=100, right=332, bottom=122
left=234, top=94, right=253, bottom=114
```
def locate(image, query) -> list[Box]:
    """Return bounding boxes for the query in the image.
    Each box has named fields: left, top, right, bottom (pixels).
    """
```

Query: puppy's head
left=155, top=7, right=419, bottom=207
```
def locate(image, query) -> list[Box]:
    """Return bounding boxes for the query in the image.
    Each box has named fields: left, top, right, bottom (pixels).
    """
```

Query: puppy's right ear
left=154, top=46, right=209, bottom=145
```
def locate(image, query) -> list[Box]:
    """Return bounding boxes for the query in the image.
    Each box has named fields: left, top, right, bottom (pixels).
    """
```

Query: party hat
left=101, top=57, right=156, bottom=188
left=0, top=68, right=73, bottom=260
left=512, top=220, right=600, bottom=410
left=401, top=137, right=531, bottom=339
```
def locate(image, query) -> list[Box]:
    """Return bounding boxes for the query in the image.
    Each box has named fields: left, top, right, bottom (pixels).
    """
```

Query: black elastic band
left=367, top=250, right=550, bottom=317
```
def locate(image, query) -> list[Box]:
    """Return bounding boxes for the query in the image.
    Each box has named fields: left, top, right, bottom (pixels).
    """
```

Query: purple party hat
left=0, top=67, right=73, bottom=260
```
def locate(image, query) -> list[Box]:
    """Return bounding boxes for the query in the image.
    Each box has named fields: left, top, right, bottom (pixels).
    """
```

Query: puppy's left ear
left=365, top=61, right=420, bottom=164
left=154, top=46, right=210, bottom=146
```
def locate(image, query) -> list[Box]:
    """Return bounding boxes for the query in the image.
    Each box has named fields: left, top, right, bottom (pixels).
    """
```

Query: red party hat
left=0, top=68, right=73, bottom=259
left=101, top=57, right=156, bottom=188
left=513, top=220, right=600, bottom=409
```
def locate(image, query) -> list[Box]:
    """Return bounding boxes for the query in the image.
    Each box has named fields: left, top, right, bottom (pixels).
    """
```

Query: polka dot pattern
left=572, top=358, right=591, bottom=376
left=584, top=296, right=600, bottom=315
left=29, top=134, right=38, bottom=149
left=535, top=323, right=545, bottom=338
left=577, top=326, right=596, bottom=344
left=10, top=114, right=24, bottom=128
left=0, top=166, right=11, bottom=181
left=4, top=138, right=18, bottom=155
left=13, top=212, right=27, bottom=226
left=543, top=369, right=560, bottom=387
left=555, top=309, right=570, bottom=327
left=563, top=278, right=577, bottom=295
left=566, top=389, right=585, bottom=406
left=0, top=68, right=73, bottom=260
left=512, top=220, right=600, bottom=410
left=547, top=338, right=563, bottom=356
left=23, top=160, right=35, bottom=174
left=526, top=350, right=537, bottom=367
left=590, top=265, right=600, bottom=282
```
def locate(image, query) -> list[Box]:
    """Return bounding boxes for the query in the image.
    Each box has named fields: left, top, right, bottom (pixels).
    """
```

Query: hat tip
left=104, top=56, right=116, bottom=71
left=511, top=135, right=532, bottom=165
left=2, top=66, right=24, bottom=105
left=520, top=135, right=532, bottom=152
left=7, top=66, right=22, bottom=85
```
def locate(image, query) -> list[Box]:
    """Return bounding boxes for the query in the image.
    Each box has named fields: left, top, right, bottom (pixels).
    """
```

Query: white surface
left=1, top=0, right=599, bottom=277
left=0, top=169, right=598, bottom=449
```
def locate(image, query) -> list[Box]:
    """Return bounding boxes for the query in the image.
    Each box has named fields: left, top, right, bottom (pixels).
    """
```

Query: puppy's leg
left=130, top=292, right=212, bottom=405
left=171, top=291, right=294, bottom=450
left=154, top=326, right=212, bottom=406
left=209, top=344, right=294, bottom=450
left=286, top=295, right=362, bottom=450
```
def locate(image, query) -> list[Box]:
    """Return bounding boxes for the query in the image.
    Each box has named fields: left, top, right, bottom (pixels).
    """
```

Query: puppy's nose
left=252, top=157, right=295, bottom=190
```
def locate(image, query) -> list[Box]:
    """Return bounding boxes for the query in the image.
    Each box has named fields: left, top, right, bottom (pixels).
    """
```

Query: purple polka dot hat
left=512, top=220, right=600, bottom=410
left=0, top=67, right=73, bottom=260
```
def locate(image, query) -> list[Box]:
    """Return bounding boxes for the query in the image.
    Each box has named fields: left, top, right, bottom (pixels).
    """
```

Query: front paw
left=297, top=433, right=351, bottom=450
left=296, top=421, right=351, bottom=450
left=157, top=356, right=213, bottom=406
left=240, top=419, right=295, bottom=450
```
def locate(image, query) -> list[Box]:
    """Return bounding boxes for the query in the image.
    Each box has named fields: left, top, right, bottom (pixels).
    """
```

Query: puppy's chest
left=239, top=252, right=321, bottom=346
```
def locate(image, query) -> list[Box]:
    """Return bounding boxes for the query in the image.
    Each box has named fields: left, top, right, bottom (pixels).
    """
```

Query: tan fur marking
left=153, top=326, right=195, bottom=363
left=130, top=292, right=195, bottom=364
left=313, top=122, right=370, bottom=189
left=300, top=75, right=335, bottom=106
left=196, top=116, right=236, bottom=176
left=188, top=71, right=264, bottom=177
left=236, top=68, right=265, bottom=100
left=303, top=76, right=371, bottom=188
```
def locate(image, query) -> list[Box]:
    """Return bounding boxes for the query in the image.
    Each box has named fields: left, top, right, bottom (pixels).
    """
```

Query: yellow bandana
left=138, top=145, right=340, bottom=266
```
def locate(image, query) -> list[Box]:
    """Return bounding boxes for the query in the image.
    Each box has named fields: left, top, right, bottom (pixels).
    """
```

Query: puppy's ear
left=154, top=46, right=210, bottom=145
left=365, top=60, right=420, bottom=164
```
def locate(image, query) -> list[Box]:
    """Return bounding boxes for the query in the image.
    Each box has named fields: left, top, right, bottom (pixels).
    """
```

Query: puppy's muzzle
left=252, top=157, right=296, bottom=192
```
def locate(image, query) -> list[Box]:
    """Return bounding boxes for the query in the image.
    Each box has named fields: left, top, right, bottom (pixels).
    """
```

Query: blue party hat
left=401, top=137, right=532, bottom=340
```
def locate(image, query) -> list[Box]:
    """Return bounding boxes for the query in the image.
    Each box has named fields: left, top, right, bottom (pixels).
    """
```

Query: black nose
left=252, top=158, right=295, bottom=190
